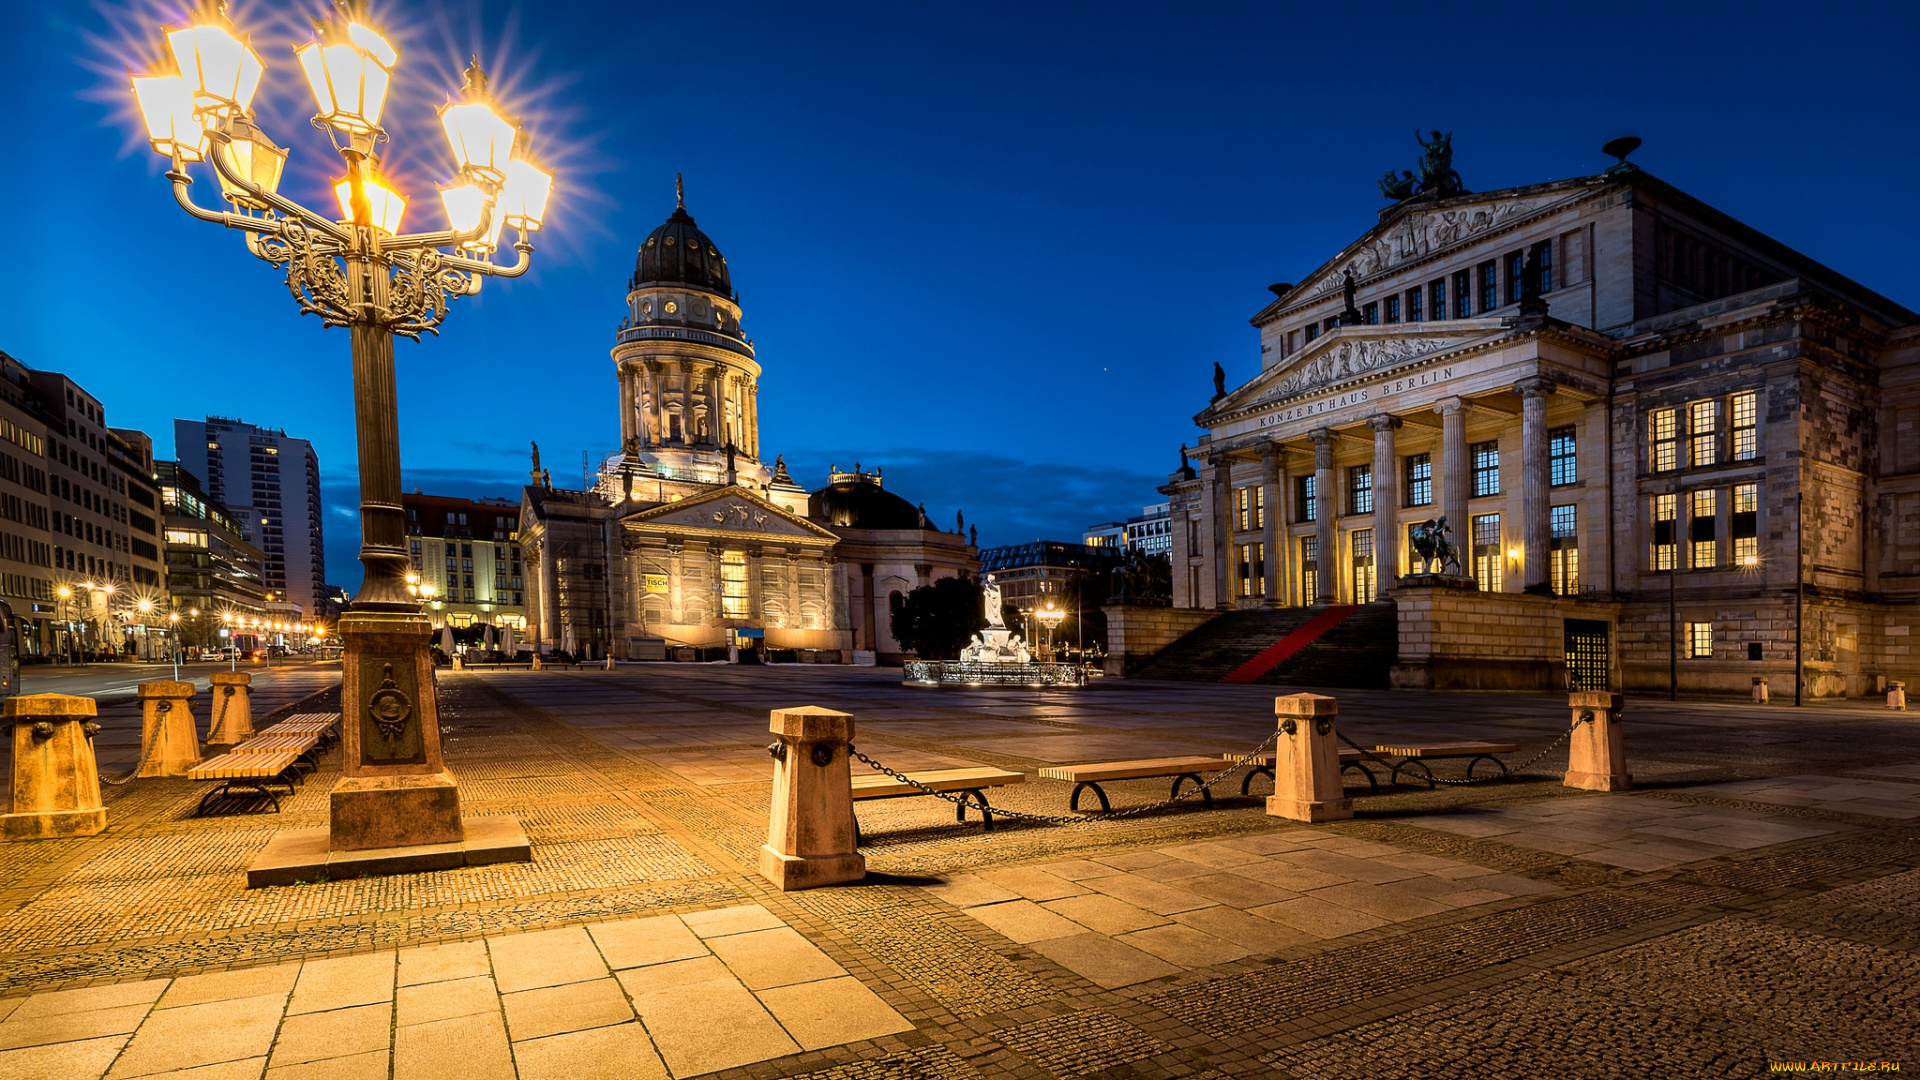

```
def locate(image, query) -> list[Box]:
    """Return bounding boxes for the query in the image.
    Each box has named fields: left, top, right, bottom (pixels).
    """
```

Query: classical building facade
left=403, top=493, right=528, bottom=634
left=520, top=185, right=975, bottom=661
left=1166, top=151, right=1918, bottom=697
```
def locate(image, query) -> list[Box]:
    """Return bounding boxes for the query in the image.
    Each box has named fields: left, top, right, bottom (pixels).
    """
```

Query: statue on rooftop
left=1212, top=362, right=1227, bottom=400
left=1380, top=130, right=1467, bottom=202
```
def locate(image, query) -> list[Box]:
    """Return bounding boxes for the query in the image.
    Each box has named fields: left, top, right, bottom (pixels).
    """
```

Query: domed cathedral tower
left=609, top=175, right=770, bottom=491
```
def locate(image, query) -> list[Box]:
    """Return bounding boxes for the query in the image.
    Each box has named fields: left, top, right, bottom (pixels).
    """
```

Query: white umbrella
left=484, top=623, right=497, bottom=649
left=440, top=626, right=455, bottom=655
left=501, top=626, right=515, bottom=657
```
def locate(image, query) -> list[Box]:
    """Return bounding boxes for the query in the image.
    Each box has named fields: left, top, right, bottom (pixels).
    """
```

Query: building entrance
left=1564, top=618, right=1610, bottom=691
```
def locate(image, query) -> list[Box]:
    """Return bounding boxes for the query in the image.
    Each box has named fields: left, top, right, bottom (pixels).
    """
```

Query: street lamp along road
left=128, top=0, right=553, bottom=856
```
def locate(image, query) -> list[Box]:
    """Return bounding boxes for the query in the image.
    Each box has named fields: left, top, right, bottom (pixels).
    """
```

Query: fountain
left=903, top=575, right=1086, bottom=688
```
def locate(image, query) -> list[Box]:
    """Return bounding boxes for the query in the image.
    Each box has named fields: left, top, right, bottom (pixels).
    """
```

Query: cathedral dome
left=631, top=177, right=732, bottom=297
left=808, top=471, right=923, bottom=530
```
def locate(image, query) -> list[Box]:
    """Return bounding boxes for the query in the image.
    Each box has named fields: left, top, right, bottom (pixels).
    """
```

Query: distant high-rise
left=174, top=417, right=325, bottom=617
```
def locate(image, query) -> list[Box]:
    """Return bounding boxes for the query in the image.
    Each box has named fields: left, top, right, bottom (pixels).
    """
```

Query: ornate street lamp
left=127, top=0, right=552, bottom=859
left=1036, top=604, right=1065, bottom=663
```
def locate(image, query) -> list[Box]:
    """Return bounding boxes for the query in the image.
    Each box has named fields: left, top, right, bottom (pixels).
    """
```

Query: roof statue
left=1379, top=130, right=1468, bottom=202
left=675, top=172, right=685, bottom=210
left=916, top=502, right=931, bottom=528
left=969, top=525, right=977, bottom=547
left=771, top=454, right=793, bottom=484
left=1212, top=362, right=1227, bottom=401
left=1339, top=268, right=1363, bottom=325
left=529, top=440, right=541, bottom=477
left=1519, top=245, right=1550, bottom=316
left=955, top=508, right=965, bottom=535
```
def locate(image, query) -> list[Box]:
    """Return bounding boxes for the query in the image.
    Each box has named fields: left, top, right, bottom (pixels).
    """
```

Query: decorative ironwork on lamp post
left=127, top=0, right=552, bottom=855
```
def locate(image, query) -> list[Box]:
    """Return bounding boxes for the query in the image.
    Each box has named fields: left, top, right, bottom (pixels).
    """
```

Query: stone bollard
left=1564, top=691, right=1631, bottom=792
left=3, top=695, right=107, bottom=839
left=1752, top=677, right=1769, bottom=705
left=1889, top=682, right=1907, bottom=711
left=136, top=681, right=201, bottom=778
left=604, top=656, right=616, bottom=671
left=1266, top=693, right=1353, bottom=823
left=759, top=706, right=865, bottom=890
left=206, top=671, right=255, bottom=747
left=531, top=654, right=542, bottom=671
left=452, top=655, right=464, bottom=671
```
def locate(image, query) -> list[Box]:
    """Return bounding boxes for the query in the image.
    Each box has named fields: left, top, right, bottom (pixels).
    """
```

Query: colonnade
left=616, top=358, right=760, bottom=459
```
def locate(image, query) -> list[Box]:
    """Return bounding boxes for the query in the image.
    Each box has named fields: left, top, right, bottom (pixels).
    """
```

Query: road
left=18, top=659, right=337, bottom=702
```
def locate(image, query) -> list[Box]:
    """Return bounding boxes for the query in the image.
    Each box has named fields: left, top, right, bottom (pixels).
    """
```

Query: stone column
left=675, top=360, right=693, bottom=443
left=1311, top=429, right=1336, bottom=604
left=647, top=361, right=665, bottom=446
left=1369, top=415, right=1402, bottom=593
left=1261, top=446, right=1282, bottom=607
left=759, top=706, right=864, bottom=890
left=2, top=694, right=106, bottom=839
left=135, top=680, right=200, bottom=778
left=617, top=363, right=636, bottom=448
left=786, top=553, right=802, bottom=629
left=1209, top=459, right=1233, bottom=610
left=1565, top=691, right=1631, bottom=791
left=206, top=671, right=254, bottom=747
left=1436, top=397, right=1469, bottom=566
left=747, top=547, right=764, bottom=622
left=667, top=544, right=685, bottom=624
left=749, top=384, right=761, bottom=459
left=1516, top=377, right=1555, bottom=592
left=1267, top=693, right=1352, bottom=822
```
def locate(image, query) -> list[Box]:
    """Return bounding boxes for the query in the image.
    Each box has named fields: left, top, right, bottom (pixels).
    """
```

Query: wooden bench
left=1230, top=749, right=1381, bottom=795
left=187, top=751, right=304, bottom=814
left=260, top=718, right=337, bottom=749
left=1037, top=757, right=1231, bottom=812
left=1368, top=741, right=1521, bottom=788
left=850, top=767, right=1025, bottom=838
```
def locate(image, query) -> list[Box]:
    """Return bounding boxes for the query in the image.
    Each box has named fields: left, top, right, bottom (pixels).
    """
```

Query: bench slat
left=1231, top=750, right=1372, bottom=764
left=851, top=767, right=1024, bottom=799
left=1372, top=742, right=1520, bottom=758
left=232, top=735, right=320, bottom=754
left=189, top=752, right=300, bottom=779
left=1038, top=757, right=1227, bottom=783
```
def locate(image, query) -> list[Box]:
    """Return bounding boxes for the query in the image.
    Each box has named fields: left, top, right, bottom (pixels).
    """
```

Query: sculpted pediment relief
left=624, top=487, right=835, bottom=541
left=1214, top=332, right=1479, bottom=417
left=1302, top=195, right=1562, bottom=299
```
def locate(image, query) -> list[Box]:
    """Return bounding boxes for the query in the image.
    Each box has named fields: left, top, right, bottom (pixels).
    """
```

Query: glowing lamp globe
left=439, top=182, right=504, bottom=252
left=216, top=113, right=288, bottom=209
left=333, top=170, right=407, bottom=233
left=439, top=59, right=517, bottom=186
left=166, top=4, right=263, bottom=115
left=297, top=16, right=398, bottom=135
left=499, top=154, right=553, bottom=231
left=130, top=74, right=208, bottom=162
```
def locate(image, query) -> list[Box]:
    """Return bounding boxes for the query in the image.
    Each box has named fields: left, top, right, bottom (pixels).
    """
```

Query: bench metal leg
left=1241, top=765, right=1274, bottom=796
left=1069, top=782, right=1112, bottom=813
left=1467, top=754, right=1510, bottom=781
left=1342, top=761, right=1380, bottom=793
left=1169, top=773, right=1212, bottom=807
left=955, top=789, right=994, bottom=831
left=1392, top=759, right=1436, bottom=789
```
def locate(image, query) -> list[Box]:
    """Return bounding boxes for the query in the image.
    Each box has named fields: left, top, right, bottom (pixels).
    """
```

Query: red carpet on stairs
left=1221, top=605, right=1363, bottom=684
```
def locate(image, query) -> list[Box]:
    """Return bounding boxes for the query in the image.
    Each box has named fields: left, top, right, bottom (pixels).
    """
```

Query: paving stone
left=915, top=874, right=1020, bottom=910
left=680, top=903, right=784, bottom=939
left=129, top=1057, right=267, bottom=1079
left=757, top=975, right=915, bottom=1049
left=1117, top=923, right=1253, bottom=967
left=396, top=941, right=491, bottom=987
left=8, top=980, right=167, bottom=1021
left=586, top=914, right=707, bottom=971
left=394, top=1012, right=514, bottom=1080
left=265, top=1049, right=388, bottom=1080
left=976, top=867, right=1087, bottom=901
left=990, top=1009, right=1170, bottom=1075
left=1155, top=841, right=1269, bottom=868
left=501, top=977, right=633, bottom=1041
left=394, top=975, right=499, bottom=1028
left=1079, top=874, right=1215, bottom=915
left=616, top=957, right=798, bottom=1075
left=964, top=900, right=1085, bottom=944
left=105, top=993, right=284, bottom=1079
left=0, top=1034, right=129, bottom=1080
left=287, top=952, right=393, bottom=1015
left=159, top=966, right=301, bottom=1011
left=0, top=1001, right=156, bottom=1054
left=1248, top=895, right=1391, bottom=938
left=1029, top=933, right=1180, bottom=989
left=1305, top=881, right=1454, bottom=921
left=510, top=1022, right=668, bottom=1080
left=1226, top=859, right=1354, bottom=891
left=487, top=928, right=606, bottom=993
left=1040, top=893, right=1169, bottom=935
left=268, top=1002, right=390, bottom=1068
left=1173, top=904, right=1317, bottom=954
left=706, top=927, right=846, bottom=990
left=1167, top=871, right=1300, bottom=909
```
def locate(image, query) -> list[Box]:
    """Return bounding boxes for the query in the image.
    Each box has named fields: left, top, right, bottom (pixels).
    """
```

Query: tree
left=890, top=576, right=986, bottom=660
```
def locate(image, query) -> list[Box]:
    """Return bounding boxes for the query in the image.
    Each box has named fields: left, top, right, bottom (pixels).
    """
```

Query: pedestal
left=207, top=671, right=255, bottom=747
left=1565, top=691, right=1631, bottom=791
left=136, top=680, right=201, bottom=778
left=759, top=706, right=865, bottom=890
left=330, top=609, right=463, bottom=850
left=3, top=694, right=107, bottom=839
left=1267, top=693, right=1352, bottom=823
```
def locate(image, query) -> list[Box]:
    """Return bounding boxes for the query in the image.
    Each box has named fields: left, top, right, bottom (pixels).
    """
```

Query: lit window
left=1472, top=441, right=1500, bottom=497
left=1298, top=475, right=1317, bottom=523
left=1731, top=391, right=1759, bottom=460
left=720, top=550, right=749, bottom=618
left=1690, top=488, right=1718, bottom=568
left=1405, top=454, right=1432, bottom=507
left=1352, top=528, right=1375, bottom=603
left=1350, top=464, right=1373, bottom=516
left=1733, top=482, right=1759, bottom=565
left=1686, top=621, right=1713, bottom=659
left=1652, top=493, right=1678, bottom=570
left=1550, top=505, right=1578, bottom=596
left=1479, top=261, right=1499, bottom=312
left=1235, top=486, right=1263, bottom=532
left=1471, top=513, right=1502, bottom=592
left=1305, top=323, right=1320, bottom=343
left=1689, top=400, right=1719, bottom=467
left=1550, top=426, right=1577, bottom=486
left=1237, top=543, right=1265, bottom=597
left=1454, top=270, right=1473, bottom=318
left=1650, top=409, right=1678, bottom=472
left=1430, top=279, right=1446, bottom=321
left=1300, top=535, right=1319, bottom=605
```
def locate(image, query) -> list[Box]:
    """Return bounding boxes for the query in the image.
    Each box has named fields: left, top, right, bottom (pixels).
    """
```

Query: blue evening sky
left=5, top=1, right=1915, bottom=592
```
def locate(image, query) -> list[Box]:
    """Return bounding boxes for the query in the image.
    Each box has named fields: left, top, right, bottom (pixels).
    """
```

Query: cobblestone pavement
left=0, top=665, right=1916, bottom=1078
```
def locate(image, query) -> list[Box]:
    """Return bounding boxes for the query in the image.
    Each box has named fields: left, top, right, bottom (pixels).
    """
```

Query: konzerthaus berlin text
left=1163, top=146, right=1917, bottom=697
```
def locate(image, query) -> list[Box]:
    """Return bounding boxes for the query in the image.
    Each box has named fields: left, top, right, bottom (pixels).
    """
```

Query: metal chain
left=1336, top=713, right=1594, bottom=787
left=847, top=728, right=1282, bottom=827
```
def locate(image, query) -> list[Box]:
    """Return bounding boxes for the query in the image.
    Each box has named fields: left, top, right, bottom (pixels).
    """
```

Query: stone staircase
left=1131, top=602, right=1397, bottom=688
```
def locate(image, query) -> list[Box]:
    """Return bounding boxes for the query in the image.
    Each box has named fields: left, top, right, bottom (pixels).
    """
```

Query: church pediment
left=623, top=486, right=837, bottom=542
left=1211, top=325, right=1496, bottom=419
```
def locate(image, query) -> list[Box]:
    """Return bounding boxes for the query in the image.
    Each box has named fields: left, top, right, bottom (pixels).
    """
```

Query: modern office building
left=174, top=416, right=325, bottom=617
left=404, top=492, right=529, bottom=633
left=1083, top=522, right=1126, bottom=549
left=1124, top=502, right=1173, bottom=556
left=155, top=460, right=267, bottom=652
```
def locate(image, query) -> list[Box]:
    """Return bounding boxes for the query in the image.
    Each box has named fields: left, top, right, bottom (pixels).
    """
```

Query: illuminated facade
left=403, top=492, right=528, bottom=633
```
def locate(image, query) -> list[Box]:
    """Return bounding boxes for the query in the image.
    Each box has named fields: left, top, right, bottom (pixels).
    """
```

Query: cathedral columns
left=1517, top=378, right=1555, bottom=592
left=667, top=544, right=685, bottom=623
left=1208, top=459, right=1232, bottom=610
left=1311, top=428, right=1336, bottom=605
left=1369, top=414, right=1401, bottom=595
left=1261, top=446, right=1282, bottom=607
left=1436, top=397, right=1469, bottom=552
left=746, top=547, right=764, bottom=622
left=618, top=363, right=637, bottom=448
left=785, top=552, right=801, bottom=628
left=748, top=385, right=760, bottom=459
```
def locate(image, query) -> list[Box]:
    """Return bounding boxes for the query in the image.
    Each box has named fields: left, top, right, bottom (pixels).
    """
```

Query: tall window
left=1407, top=287, right=1423, bottom=322
left=1350, top=464, right=1373, bottom=515
left=1650, top=408, right=1679, bottom=472
left=1690, top=488, right=1718, bottom=568
left=1235, top=486, right=1263, bottom=532
left=1479, top=261, right=1499, bottom=312
left=1385, top=295, right=1400, bottom=323
left=1363, top=302, right=1379, bottom=325
left=1472, top=441, right=1501, bottom=497
left=1686, top=621, right=1713, bottom=659
left=1550, top=505, right=1578, bottom=596
left=720, top=550, right=749, bottom=618
left=1536, top=240, right=1553, bottom=293
left=1549, top=426, right=1577, bottom=486
left=1689, top=399, right=1719, bottom=467
left=1733, top=482, right=1759, bottom=566
left=1405, top=453, right=1433, bottom=507
left=1352, top=528, right=1375, bottom=604
left=1430, top=279, right=1447, bottom=321
left=1297, top=475, right=1316, bottom=523
left=1237, top=543, right=1265, bottom=597
left=1301, top=536, right=1318, bottom=605
left=1453, top=271, right=1472, bottom=318
left=1506, top=251, right=1526, bottom=304
left=1305, top=324, right=1320, bottom=343
left=1731, top=390, right=1759, bottom=460
left=1471, top=513, right=1502, bottom=592
left=1652, top=493, right=1678, bottom=570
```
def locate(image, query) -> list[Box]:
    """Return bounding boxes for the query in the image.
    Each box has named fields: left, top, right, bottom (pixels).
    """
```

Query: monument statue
left=956, top=573, right=1032, bottom=666
left=1519, top=245, right=1549, bottom=316
left=1378, top=130, right=1468, bottom=202
left=1212, top=362, right=1227, bottom=400
left=955, top=509, right=965, bottom=535
left=969, top=525, right=977, bottom=547
left=1409, top=517, right=1463, bottom=575
left=530, top=440, right=541, bottom=472
left=1339, top=269, right=1363, bottom=325
left=981, top=574, right=1005, bottom=629
left=916, top=502, right=931, bottom=528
